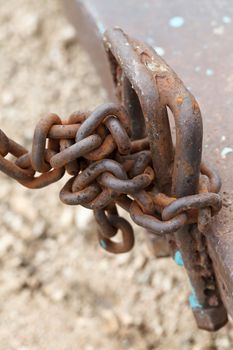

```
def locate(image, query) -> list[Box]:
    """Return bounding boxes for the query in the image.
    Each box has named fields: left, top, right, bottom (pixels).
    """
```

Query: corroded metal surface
left=0, top=0, right=231, bottom=333
left=64, top=0, right=233, bottom=328
left=1, top=99, right=221, bottom=257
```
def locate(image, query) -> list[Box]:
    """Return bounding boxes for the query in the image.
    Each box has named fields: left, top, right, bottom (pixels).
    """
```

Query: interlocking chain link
left=0, top=26, right=226, bottom=331
left=0, top=102, right=222, bottom=254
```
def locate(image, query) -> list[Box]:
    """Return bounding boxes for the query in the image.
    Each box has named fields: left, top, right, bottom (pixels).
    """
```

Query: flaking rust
left=0, top=28, right=227, bottom=331
left=63, top=0, right=233, bottom=331
left=104, top=28, right=227, bottom=331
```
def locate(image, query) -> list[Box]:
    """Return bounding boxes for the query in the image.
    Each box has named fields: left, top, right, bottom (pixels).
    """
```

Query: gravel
left=0, top=1, right=233, bottom=349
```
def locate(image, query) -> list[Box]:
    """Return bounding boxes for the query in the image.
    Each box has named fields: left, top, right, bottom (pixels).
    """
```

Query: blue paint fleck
left=100, top=239, right=107, bottom=250
left=174, top=251, right=184, bottom=266
left=169, top=16, right=185, bottom=28
left=154, top=46, right=165, bottom=56
left=97, top=21, right=105, bottom=34
left=206, top=68, right=214, bottom=76
left=189, top=288, right=202, bottom=309
left=88, top=3, right=105, bottom=34
left=222, top=16, right=232, bottom=24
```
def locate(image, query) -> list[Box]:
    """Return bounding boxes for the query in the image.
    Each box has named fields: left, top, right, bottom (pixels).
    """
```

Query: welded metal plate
left=64, top=0, right=233, bottom=316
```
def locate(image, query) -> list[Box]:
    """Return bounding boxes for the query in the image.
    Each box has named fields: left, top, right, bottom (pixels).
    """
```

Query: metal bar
left=104, top=28, right=227, bottom=331
left=64, top=0, right=233, bottom=323
left=104, top=29, right=174, bottom=192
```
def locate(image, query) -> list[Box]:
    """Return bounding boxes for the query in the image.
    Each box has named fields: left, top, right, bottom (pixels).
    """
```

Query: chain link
left=0, top=102, right=222, bottom=254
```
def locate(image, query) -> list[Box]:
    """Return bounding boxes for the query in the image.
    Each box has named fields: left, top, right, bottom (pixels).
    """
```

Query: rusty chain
left=0, top=27, right=227, bottom=330
left=0, top=21, right=227, bottom=331
left=0, top=26, right=222, bottom=277
left=0, top=101, right=221, bottom=254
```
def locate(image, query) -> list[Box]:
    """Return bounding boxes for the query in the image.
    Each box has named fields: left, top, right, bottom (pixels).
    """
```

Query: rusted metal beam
left=64, top=0, right=233, bottom=324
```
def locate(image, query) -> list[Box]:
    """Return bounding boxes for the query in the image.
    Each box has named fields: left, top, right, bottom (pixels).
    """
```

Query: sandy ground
left=0, top=1, right=233, bottom=349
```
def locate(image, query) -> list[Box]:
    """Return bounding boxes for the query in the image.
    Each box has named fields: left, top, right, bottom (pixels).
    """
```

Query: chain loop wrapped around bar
left=0, top=26, right=226, bottom=332
left=0, top=101, right=222, bottom=253
left=0, top=28, right=223, bottom=258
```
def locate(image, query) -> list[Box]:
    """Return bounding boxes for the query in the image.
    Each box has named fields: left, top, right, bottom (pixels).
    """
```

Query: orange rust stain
left=182, top=160, right=195, bottom=177
left=154, top=192, right=176, bottom=209
left=176, top=96, right=183, bottom=105
left=192, top=100, right=200, bottom=113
